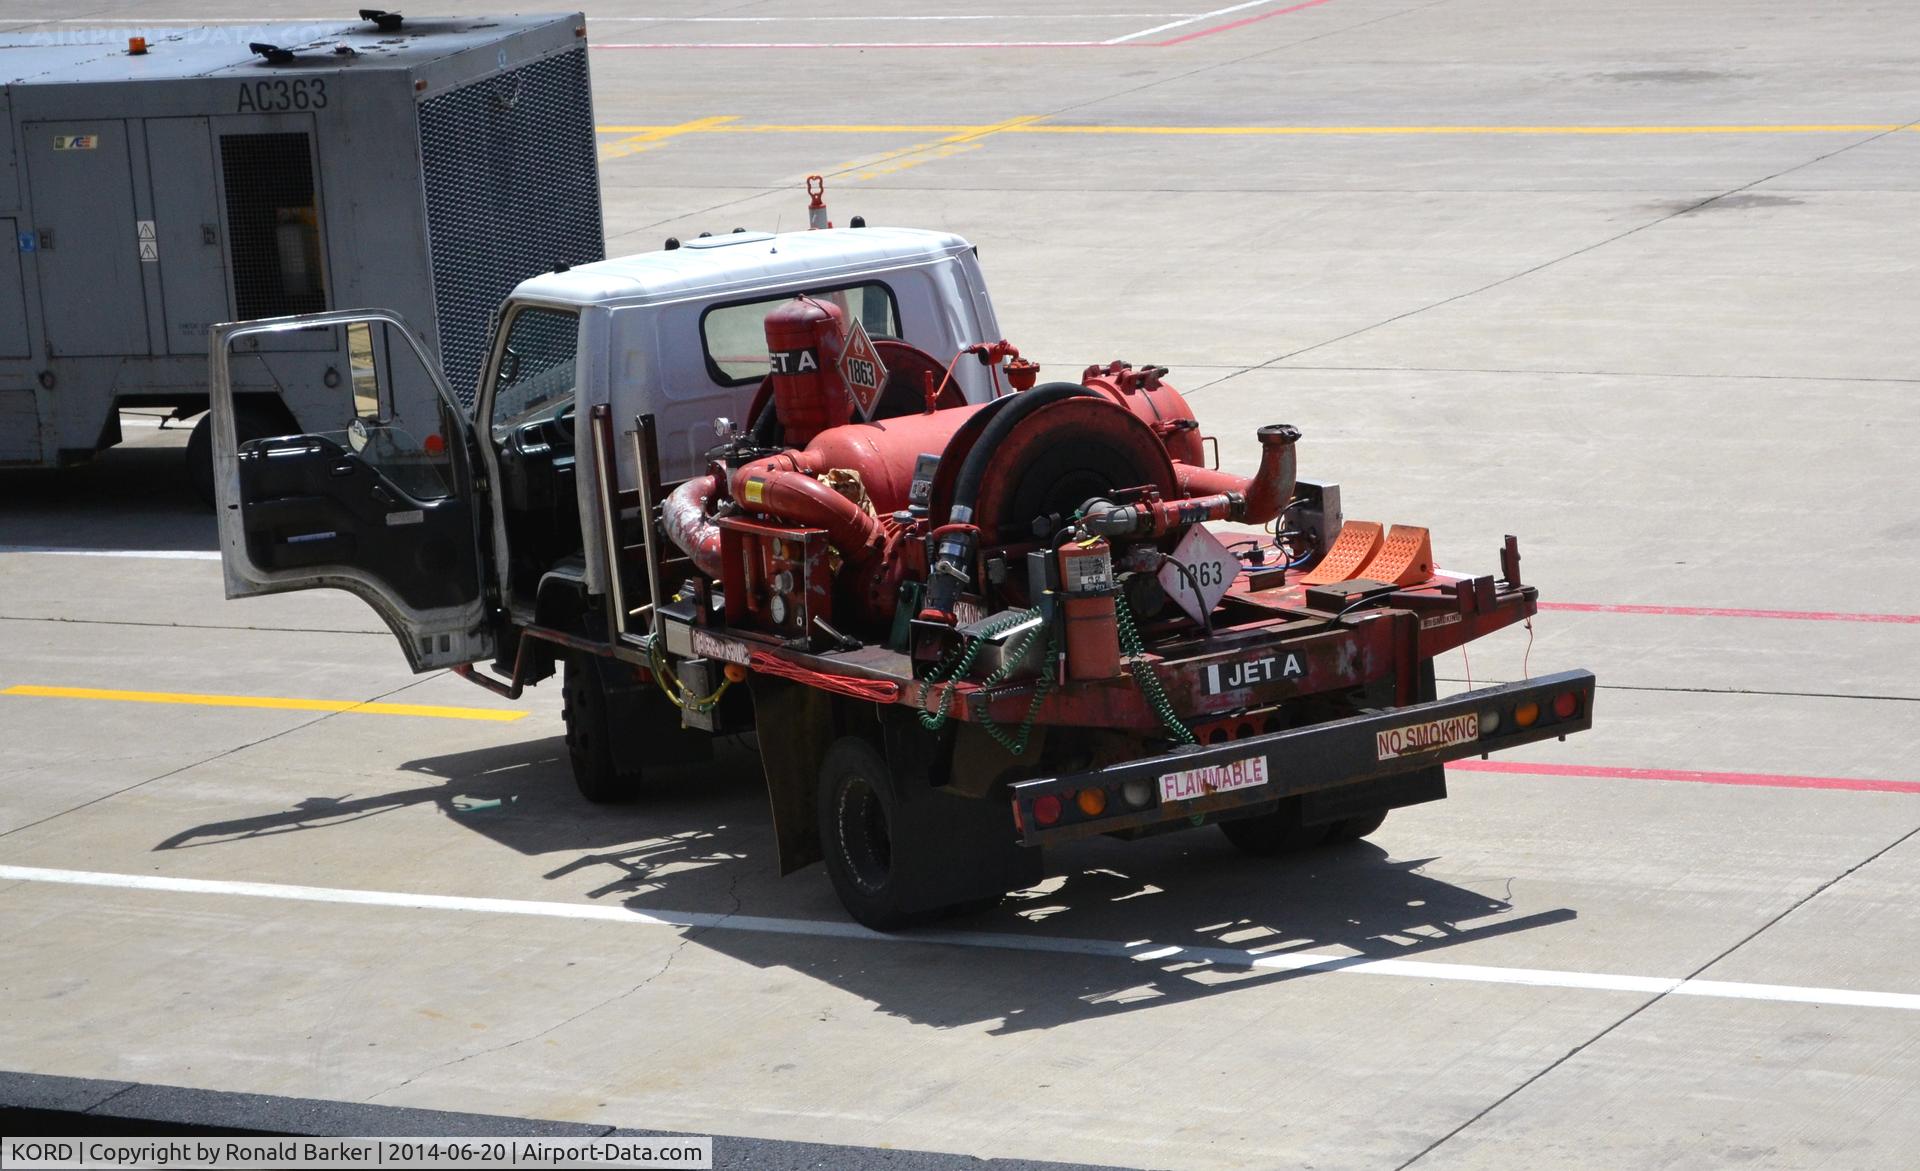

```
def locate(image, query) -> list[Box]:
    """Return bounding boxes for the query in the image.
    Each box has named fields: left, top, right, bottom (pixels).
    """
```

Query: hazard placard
left=136, top=220, right=158, bottom=262
left=839, top=317, right=889, bottom=420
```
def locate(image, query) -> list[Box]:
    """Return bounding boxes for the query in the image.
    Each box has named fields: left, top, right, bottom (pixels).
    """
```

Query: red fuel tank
left=764, top=296, right=850, bottom=446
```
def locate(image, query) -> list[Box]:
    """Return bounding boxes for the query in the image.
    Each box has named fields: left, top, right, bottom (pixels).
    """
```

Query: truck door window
left=489, top=306, right=581, bottom=441
left=339, top=319, right=454, bottom=501
left=701, top=281, right=898, bottom=386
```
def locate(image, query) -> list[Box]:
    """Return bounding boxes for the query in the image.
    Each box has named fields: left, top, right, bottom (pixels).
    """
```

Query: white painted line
left=597, top=13, right=1199, bottom=21
left=594, top=41, right=1109, bottom=50
left=44, top=14, right=1204, bottom=22
left=1104, top=0, right=1276, bottom=43
left=5, top=863, right=1916, bottom=1013
left=0, top=546, right=220, bottom=561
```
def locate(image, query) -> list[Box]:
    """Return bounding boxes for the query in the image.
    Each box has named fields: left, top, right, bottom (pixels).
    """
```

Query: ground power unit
left=0, top=11, right=603, bottom=495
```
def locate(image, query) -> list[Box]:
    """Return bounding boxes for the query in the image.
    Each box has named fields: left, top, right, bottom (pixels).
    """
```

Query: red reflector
left=1553, top=692, right=1579, bottom=719
left=423, top=432, right=446, bottom=455
left=1033, top=795, right=1062, bottom=826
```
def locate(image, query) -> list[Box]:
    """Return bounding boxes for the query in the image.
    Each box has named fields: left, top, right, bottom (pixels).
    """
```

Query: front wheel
left=563, top=656, right=647, bottom=803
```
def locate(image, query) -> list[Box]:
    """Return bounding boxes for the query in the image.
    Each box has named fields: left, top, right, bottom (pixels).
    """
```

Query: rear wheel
left=563, top=655, right=646, bottom=803
left=1218, top=798, right=1329, bottom=856
left=1324, top=809, right=1389, bottom=843
left=817, top=737, right=918, bottom=931
left=186, top=399, right=290, bottom=507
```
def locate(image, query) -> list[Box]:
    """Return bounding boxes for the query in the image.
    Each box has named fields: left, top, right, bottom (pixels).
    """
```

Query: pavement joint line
left=1394, top=817, right=1920, bottom=1168
left=0, top=684, right=526, bottom=722
left=0, top=614, right=386, bottom=637
left=596, top=121, right=1917, bottom=136
left=1540, top=601, right=1920, bottom=624
left=5, top=863, right=1920, bottom=1013
left=1451, top=760, right=1920, bottom=796
left=1437, top=676, right=1920, bottom=705
left=1187, top=112, right=1920, bottom=396
left=1250, top=363, right=1920, bottom=385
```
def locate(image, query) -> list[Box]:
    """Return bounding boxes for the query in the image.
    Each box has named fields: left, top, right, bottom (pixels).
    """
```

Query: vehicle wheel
left=185, top=414, right=218, bottom=506
left=563, top=656, right=646, bottom=803
left=1218, top=799, right=1329, bottom=856
left=186, top=400, right=286, bottom=507
left=817, top=736, right=918, bottom=931
left=1325, top=809, right=1389, bottom=843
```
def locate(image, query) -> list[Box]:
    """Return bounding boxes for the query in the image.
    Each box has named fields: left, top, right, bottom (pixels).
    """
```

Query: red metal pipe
left=1172, top=424, right=1299, bottom=526
left=730, top=454, right=886, bottom=562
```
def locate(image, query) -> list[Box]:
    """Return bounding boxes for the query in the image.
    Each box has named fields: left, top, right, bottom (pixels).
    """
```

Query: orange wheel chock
left=1300, top=520, right=1384, bottom=586
left=1354, top=524, right=1434, bottom=586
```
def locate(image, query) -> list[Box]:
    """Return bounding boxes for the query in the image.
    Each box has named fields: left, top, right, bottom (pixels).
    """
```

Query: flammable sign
left=839, top=316, right=889, bottom=420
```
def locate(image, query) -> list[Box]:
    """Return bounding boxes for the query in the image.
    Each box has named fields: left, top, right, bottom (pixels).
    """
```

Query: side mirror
left=347, top=416, right=370, bottom=454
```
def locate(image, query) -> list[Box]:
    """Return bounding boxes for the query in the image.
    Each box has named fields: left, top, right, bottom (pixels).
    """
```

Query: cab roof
left=511, top=226, right=977, bottom=309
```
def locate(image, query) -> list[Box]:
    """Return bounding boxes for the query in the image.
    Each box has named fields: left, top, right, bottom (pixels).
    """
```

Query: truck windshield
left=701, top=281, right=898, bottom=386
left=489, top=306, right=581, bottom=440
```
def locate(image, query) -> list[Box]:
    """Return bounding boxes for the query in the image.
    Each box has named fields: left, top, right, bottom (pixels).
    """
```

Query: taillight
left=1553, top=692, right=1579, bottom=719
left=1076, top=788, right=1108, bottom=817
left=1478, top=708, right=1501, bottom=735
left=1034, top=795, right=1062, bottom=826
left=1513, top=701, right=1540, bottom=728
left=1122, top=779, right=1154, bottom=808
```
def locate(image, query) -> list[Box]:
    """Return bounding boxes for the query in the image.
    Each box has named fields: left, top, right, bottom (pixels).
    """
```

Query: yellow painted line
left=597, top=121, right=1915, bottom=137
left=834, top=113, right=1049, bottom=181
left=1, top=684, right=527, bottom=722
left=599, top=114, right=739, bottom=161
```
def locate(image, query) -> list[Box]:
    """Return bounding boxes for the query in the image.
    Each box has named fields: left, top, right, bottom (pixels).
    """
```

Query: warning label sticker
left=839, top=317, right=889, bottom=420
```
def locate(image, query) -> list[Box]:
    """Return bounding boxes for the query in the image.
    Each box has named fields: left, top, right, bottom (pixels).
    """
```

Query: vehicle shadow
left=0, top=428, right=214, bottom=552
left=155, top=735, right=1576, bottom=1034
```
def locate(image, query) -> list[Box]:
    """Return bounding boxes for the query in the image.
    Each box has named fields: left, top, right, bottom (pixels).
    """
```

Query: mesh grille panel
left=419, top=47, right=603, bottom=406
left=219, top=132, right=327, bottom=319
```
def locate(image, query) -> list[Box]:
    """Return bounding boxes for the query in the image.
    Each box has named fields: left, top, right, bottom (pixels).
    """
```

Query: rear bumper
left=1009, top=668, right=1595, bottom=846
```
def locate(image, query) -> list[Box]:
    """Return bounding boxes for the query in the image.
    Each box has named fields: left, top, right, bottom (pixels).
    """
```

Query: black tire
left=817, top=736, right=918, bottom=931
left=563, top=656, right=646, bottom=803
left=185, top=413, right=217, bottom=507
left=1325, top=809, right=1389, bottom=843
left=1218, top=798, right=1330, bottom=856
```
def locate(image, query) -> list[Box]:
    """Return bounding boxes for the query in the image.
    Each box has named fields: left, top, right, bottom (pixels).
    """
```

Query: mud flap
left=1299, top=763, right=1446, bottom=826
left=879, top=708, right=1043, bottom=914
left=750, top=676, right=836, bottom=875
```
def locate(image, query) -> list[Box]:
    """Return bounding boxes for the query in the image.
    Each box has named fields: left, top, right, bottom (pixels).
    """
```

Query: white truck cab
left=208, top=225, right=1003, bottom=671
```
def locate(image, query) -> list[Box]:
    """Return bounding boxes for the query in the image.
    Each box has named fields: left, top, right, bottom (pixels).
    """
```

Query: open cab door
left=209, top=309, right=495, bottom=672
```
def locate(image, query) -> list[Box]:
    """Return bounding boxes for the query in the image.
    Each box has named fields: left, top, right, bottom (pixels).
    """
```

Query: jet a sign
left=1202, top=653, right=1305, bottom=695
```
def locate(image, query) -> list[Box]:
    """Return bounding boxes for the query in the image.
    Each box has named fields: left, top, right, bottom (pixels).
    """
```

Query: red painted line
left=1454, top=759, right=1920, bottom=795
left=1155, top=0, right=1338, bottom=45
left=592, top=41, right=1106, bottom=50
left=1540, top=602, right=1920, bottom=625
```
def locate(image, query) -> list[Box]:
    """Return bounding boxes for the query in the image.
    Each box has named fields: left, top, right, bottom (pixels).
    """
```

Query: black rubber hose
left=947, top=382, right=1098, bottom=526
left=749, top=392, right=780, bottom=447
left=925, top=381, right=1099, bottom=617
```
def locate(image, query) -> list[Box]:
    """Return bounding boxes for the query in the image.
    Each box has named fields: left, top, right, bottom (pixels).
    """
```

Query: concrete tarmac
left=2, top=1, right=1918, bottom=1167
